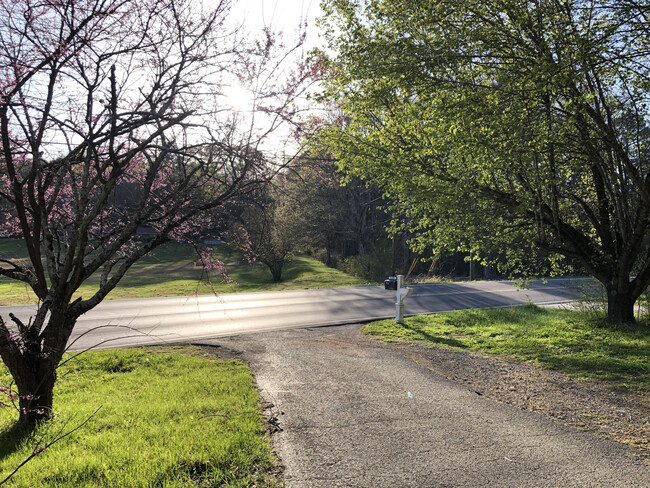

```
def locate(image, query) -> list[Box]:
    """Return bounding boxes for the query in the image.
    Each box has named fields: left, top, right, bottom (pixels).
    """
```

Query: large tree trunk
left=15, top=361, right=57, bottom=426
left=0, top=340, right=59, bottom=428
left=606, top=285, right=637, bottom=324
left=1, top=305, right=77, bottom=429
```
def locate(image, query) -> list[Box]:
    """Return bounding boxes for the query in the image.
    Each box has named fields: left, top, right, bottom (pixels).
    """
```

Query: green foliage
left=0, top=347, right=279, bottom=487
left=275, top=159, right=349, bottom=256
left=318, top=0, right=650, bottom=321
left=272, top=157, right=395, bottom=270
left=336, top=242, right=393, bottom=281
left=364, top=306, right=650, bottom=391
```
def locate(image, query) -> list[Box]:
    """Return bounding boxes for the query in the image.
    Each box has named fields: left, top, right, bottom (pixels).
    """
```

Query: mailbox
left=384, top=276, right=398, bottom=290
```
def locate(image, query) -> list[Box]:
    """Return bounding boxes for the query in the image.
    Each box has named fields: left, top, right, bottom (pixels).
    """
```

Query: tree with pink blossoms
left=0, top=0, right=311, bottom=428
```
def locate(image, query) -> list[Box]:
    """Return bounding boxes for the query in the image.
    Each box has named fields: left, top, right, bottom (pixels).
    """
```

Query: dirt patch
left=380, top=339, right=649, bottom=461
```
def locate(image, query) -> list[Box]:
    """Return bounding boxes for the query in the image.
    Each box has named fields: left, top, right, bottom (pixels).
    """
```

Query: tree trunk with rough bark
left=1, top=308, right=76, bottom=428
left=15, top=362, right=57, bottom=426
left=605, top=285, right=637, bottom=324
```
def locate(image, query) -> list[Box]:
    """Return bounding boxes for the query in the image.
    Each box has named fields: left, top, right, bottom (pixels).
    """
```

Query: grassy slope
left=0, top=239, right=370, bottom=305
left=0, top=347, right=279, bottom=487
left=364, top=304, right=649, bottom=392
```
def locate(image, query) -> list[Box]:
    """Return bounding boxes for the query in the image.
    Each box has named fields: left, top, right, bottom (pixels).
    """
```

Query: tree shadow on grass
left=0, top=420, right=34, bottom=462
left=402, top=322, right=468, bottom=349
left=535, top=351, right=649, bottom=382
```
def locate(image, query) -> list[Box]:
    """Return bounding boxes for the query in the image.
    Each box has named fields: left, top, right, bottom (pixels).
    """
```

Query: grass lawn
left=0, top=239, right=370, bottom=305
left=364, top=304, right=650, bottom=392
left=0, top=347, right=279, bottom=487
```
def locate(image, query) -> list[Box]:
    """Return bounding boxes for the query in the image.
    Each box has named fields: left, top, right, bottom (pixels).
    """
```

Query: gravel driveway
left=205, top=323, right=649, bottom=487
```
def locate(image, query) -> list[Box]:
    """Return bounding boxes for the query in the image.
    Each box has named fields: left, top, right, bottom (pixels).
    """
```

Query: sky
left=224, top=0, right=329, bottom=154
left=233, top=0, right=325, bottom=50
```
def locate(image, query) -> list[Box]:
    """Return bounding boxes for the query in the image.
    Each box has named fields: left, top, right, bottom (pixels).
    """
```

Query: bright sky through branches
left=224, top=0, right=325, bottom=154
left=234, top=0, right=323, bottom=50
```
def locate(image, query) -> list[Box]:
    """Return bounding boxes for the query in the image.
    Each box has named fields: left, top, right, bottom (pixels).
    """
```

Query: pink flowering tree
left=0, top=0, right=312, bottom=427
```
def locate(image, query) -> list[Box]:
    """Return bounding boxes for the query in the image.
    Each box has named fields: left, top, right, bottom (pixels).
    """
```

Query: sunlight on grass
left=0, top=347, right=279, bottom=487
left=364, top=305, right=650, bottom=392
left=0, top=240, right=369, bottom=305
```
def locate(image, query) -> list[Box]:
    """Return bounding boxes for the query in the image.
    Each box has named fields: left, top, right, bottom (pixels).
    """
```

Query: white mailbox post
left=394, top=275, right=413, bottom=323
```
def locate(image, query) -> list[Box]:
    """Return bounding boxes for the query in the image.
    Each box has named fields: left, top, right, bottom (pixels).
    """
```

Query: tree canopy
left=317, top=0, right=650, bottom=323
left=0, top=0, right=310, bottom=426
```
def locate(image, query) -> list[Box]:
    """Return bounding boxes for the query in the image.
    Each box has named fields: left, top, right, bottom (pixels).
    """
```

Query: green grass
left=0, top=239, right=369, bottom=305
left=0, top=347, right=279, bottom=487
left=364, top=304, right=650, bottom=392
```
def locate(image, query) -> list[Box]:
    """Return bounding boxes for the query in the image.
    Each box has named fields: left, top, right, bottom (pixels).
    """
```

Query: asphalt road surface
left=0, top=279, right=582, bottom=351
left=207, top=324, right=649, bottom=487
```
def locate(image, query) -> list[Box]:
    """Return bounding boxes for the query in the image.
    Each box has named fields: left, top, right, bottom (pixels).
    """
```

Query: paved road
left=1, top=279, right=582, bottom=351
left=207, top=324, right=649, bottom=487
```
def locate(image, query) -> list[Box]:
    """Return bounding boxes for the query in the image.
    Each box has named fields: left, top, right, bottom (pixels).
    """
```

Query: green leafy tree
left=230, top=197, right=297, bottom=282
left=281, top=159, right=347, bottom=265
left=318, top=0, right=650, bottom=323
